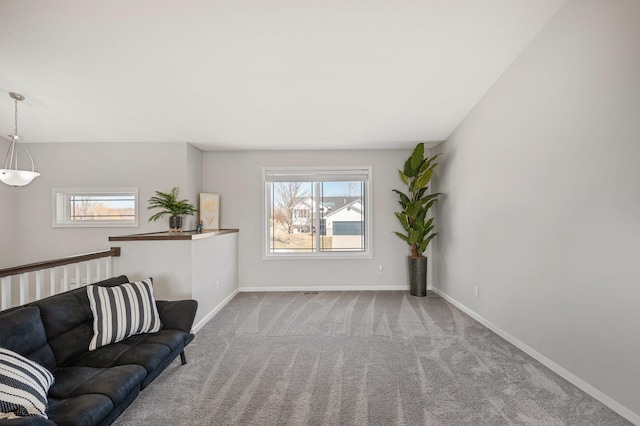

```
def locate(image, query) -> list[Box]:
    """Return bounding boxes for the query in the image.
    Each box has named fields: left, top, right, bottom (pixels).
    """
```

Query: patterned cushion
left=87, top=278, right=162, bottom=351
left=0, top=348, right=54, bottom=419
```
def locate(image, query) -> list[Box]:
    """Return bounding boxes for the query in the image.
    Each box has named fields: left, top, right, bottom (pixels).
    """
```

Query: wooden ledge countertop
left=109, top=229, right=239, bottom=241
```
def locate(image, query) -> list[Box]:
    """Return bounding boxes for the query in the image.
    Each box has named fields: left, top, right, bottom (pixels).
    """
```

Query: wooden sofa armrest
left=155, top=299, right=198, bottom=333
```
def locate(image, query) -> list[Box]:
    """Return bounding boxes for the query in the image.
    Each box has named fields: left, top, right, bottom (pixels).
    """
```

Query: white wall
left=112, top=232, right=239, bottom=330
left=6, top=142, right=202, bottom=265
left=0, top=139, right=16, bottom=268
left=190, top=232, right=239, bottom=330
left=202, top=149, right=417, bottom=290
left=185, top=143, right=203, bottom=231
left=433, top=0, right=640, bottom=420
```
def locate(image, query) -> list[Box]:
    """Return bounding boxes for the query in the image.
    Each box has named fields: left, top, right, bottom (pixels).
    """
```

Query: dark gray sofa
left=0, top=275, right=197, bottom=426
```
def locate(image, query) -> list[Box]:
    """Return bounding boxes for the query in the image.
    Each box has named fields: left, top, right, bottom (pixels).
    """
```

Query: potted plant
left=147, top=187, right=198, bottom=232
left=393, top=143, right=442, bottom=297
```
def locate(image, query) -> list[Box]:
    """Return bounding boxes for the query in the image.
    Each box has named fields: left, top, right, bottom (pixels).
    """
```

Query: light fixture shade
left=0, top=169, right=41, bottom=186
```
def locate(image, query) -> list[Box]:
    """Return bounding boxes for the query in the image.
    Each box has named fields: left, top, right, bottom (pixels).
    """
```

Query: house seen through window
left=263, top=167, right=372, bottom=258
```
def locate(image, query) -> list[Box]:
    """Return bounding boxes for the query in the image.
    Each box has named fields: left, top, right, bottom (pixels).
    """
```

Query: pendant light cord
left=14, top=97, right=19, bottom=136
left=3, top=93, right=36, bottom=173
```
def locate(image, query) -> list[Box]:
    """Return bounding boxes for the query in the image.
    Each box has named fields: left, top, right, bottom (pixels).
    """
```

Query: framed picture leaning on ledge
left=199, top=193, right=220, bottom=230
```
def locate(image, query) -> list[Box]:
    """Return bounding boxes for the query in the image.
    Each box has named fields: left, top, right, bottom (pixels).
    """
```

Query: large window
left=53, top=188, right=138, bottom=227
left=263, top=167, right=372, bottom=258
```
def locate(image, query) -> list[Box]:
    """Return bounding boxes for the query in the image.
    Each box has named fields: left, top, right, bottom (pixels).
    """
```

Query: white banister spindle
left=19, top=273, right=29, bottom=305
left=1, top=277, right=11, bottom=310
left=96, top=259, right=102, bottom=281
left=63, top=266, right=70, bottom=291
left=36, top=270, right=44, bottom=300
left=50, top=268, right=57, bottom=296
left=106, top=257, right=112, bottom=278
left=75, top=263, right=81, bottom=289
left=86, top=262, right=92, bottom=285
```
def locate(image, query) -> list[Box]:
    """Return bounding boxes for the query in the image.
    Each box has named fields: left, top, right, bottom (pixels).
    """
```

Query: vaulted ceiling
left=1, top=0, right=565, bottom=151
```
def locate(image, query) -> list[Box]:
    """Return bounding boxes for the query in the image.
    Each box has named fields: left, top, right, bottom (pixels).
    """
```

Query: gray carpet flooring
left=113, top=291, right=631, bottom=425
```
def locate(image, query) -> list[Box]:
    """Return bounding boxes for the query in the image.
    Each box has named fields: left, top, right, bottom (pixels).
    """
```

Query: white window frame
left=52, top=188, right=139, bottom=228
left=262, top=166, right=372, bottom=260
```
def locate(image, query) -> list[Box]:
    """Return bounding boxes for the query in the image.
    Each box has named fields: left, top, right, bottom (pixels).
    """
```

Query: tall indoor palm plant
left=393, top=143, right=442, bottom=296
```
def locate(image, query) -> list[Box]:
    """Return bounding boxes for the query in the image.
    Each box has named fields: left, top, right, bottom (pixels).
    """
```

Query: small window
left=263, top=167, right=372, bottom=259
left=53, top=188, right=139, bottom=227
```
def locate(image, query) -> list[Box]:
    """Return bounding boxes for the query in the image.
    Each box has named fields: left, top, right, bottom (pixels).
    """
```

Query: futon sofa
left=0, top=275, right=197, bottom=425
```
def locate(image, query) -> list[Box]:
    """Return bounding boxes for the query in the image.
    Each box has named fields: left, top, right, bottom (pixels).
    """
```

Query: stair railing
left=0, top=247, right=121, bottom=310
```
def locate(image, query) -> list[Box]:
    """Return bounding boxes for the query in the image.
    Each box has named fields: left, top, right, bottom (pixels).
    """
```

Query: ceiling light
left=0, top=92, right=40, bottom=187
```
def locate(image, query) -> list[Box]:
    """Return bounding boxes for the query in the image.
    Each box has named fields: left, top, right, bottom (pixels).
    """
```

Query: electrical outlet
left=377, top=265, right=383, bottom=273
left=474, top=286, right=480, bottom=298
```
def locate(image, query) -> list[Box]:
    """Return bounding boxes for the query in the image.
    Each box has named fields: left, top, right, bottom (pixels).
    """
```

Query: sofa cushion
left=0, top=307, right=55, bottom=370
left=0, top=348, right=54, bottom=419
left=156, top=299, right=198, bottom=333
left=66, top=330, right=187, bottom=374
left=31, top=276, right=130, bottom=366
left=87, top=278, right=162, bottom=351
left=49, top=365, right=145, bottom=408
left=46, top=394, right=115, bottom=426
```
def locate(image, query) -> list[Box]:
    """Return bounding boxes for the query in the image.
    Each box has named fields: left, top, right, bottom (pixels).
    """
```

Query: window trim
left=262, top=166, right=372, bottom=260
left=52, top=188, right=139, bottom=228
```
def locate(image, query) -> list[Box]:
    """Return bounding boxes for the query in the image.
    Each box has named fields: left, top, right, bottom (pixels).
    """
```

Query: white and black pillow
left=0, top=348, right=54, bottom=419
left=87, top=278, right=162, bottom=351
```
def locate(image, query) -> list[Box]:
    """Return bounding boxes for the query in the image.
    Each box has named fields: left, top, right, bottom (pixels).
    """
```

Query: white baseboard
left=192, top=288, right=239, bottom=333
left=430, top=288, right=640, bottom=425
left=239, top=285, right=409, bottom=292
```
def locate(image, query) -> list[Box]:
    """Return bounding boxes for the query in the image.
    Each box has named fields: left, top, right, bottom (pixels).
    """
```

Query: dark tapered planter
left=169, top=216, right=183, bottom=231
left=408, top=256, right=428, bottom=297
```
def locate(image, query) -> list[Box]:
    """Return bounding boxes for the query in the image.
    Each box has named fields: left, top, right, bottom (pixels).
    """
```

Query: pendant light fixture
left=0, top=92, right=41, bottom=187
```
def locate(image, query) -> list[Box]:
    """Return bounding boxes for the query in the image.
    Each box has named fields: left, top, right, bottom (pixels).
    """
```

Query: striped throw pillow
left=87, top=278, right=162, bottom=351
left=0, top=348, right=54, bottom=419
